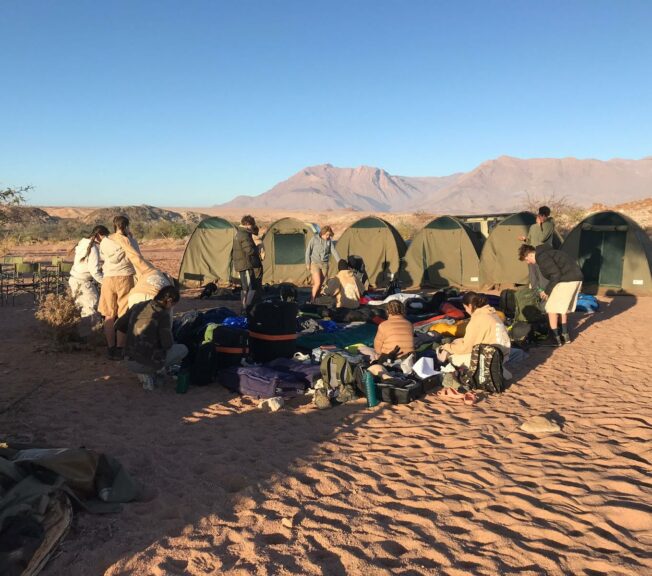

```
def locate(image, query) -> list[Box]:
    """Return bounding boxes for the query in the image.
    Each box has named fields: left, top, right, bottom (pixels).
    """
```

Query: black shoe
left=539, top=334, right=563, bottom=348
left=107, top=347, right=124, bottom=361
left=561, top=332, right=571, bottom=344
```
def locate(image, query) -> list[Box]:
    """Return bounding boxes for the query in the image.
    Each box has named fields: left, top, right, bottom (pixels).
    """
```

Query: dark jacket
left=125, top=300, right=173, bottom=369
left=535, top=244, right=583, bottom=296
left=233, top=226, right=262, bottom=272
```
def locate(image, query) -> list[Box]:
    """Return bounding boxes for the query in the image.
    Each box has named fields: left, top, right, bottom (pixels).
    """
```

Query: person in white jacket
left=69, top=225, right=109, bottom=319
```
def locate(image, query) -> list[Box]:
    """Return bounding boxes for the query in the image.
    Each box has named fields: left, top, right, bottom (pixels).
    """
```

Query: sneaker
left=137, top=374, right=155, bottom=391
left=107, top=347, right=124, bottom=361
left=561, top=332, right=572, bottom=345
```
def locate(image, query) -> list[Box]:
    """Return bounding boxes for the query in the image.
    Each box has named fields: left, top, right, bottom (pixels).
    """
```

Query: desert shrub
left=35, top=291, right=82, bottom=345
left=522, top=193, right=586, bottom=236
left=141, top=220, right=193, bottom=240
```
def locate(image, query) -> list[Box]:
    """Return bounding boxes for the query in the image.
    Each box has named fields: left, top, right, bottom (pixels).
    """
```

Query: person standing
left=69, top=225, right=109, bottom=319
left=305, top=225, right=339, bottom=303
left=519, top=206, right=557, bottom=293
left=518, top=244, right=583, bottom=346
left=98, top=215, right=137, bottom=359
left=233, top=215, right=263, bottom=311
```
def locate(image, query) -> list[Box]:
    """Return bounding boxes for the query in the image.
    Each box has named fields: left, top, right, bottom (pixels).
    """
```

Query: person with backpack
left=322, top=259, right=366, bottom=309
left=69, top=225, right=109, bottom=319
left=233, top=215, right=263, bottom=311
left=124, top=285, right=188, bottom=390
left=98, top=215, right=137, bottom=360
left=518, top=244, right=583, bottom=346
left=305, top=225, right=340, bottom=303
left=437, top=292, right=511, bottom=368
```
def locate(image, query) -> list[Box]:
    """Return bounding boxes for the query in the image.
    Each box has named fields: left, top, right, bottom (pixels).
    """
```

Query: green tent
left=401, top=216, right=484, bottom=288
left=479, top=211, right=536, bottom=286
left=262, top=217, right=318, bottom=285
left=331, top=217, right=407, bottom=288
left=177, top=216, right=237, bottom=286
left=561, top=211, right=652, bottom=295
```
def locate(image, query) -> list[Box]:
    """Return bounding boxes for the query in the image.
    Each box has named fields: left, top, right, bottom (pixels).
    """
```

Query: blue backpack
left=576, top=294, right=599, bottom=313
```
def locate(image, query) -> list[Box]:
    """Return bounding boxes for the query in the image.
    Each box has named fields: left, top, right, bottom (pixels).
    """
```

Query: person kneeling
left=124, top=285, right=188, bottom=390
left=437, top=292, right=511, bottom=376
left=322, top=259, right=366, bottom=309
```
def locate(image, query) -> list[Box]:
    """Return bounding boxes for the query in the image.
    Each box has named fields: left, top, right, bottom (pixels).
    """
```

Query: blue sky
left=1, top=0, right=651, bottom=206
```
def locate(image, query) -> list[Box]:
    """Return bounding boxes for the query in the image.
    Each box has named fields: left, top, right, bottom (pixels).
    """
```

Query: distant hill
left=81, top=205, right=209, bottom=225
left=0, top=205, right=60, bottom=225
left=218, top=156, right=652, bottom=214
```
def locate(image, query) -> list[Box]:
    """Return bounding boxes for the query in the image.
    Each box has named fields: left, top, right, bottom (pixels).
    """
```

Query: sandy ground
left=1, top=260, right=651, bottom=575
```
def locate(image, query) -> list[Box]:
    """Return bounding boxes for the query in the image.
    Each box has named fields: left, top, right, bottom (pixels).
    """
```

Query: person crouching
left=124, top=285, right=188, bottom=390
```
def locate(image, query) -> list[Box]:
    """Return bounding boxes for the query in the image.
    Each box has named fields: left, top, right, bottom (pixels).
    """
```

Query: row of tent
left=178, top=211, right=652, bottom=295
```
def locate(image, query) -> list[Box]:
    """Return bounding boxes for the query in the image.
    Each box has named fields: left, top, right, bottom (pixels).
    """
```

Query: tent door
left=578, top=229, right=627, bottom=287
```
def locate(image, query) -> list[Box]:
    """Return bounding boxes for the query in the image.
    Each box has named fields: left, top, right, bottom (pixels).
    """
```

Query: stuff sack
left=248, top=300, right=299, bottom=363
left=376, top=377, right=424, bottom=404
left=576, top=293, right=599, bottom=313
left=459, top=344, right=505, bottom=394
left=217, top=366, right=305, bottom=399
left=514, top=287, right=545, bottom=323
left=212, top=325, right=249, bottom=367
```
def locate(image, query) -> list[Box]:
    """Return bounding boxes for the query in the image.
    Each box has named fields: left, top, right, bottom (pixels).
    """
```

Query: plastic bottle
left=364, top=370, right=379, bottom=407
left=176, top=369, right=190, bottom=394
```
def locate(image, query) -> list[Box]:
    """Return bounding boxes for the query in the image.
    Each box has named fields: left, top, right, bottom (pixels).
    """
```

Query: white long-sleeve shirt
left=69, top=238, right=104, bottom=283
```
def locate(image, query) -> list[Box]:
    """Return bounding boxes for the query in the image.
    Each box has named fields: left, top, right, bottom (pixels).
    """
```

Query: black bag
left=508, top=321, right=532, bottom=346
left=212, top=325, right=249, bottom=367
left=190, top=342, right=219, bottom=386
left=376, top=377, right=424, bottom=404
left=499, top=289, right=516, bottom=319
left=248, top=301, right=299, bottom=363
left=459, top=344, right=505, bottom=394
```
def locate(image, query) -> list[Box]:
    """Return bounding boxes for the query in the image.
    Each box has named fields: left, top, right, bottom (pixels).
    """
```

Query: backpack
left=212, top=325, right=249, bottom=367
left=514, top=287, right=545, bottom=323
left=190, top=342, right=219, bottom=386
left=499, top=289, right=516, bottom=319
left=319, top=351, right=364, bottom=403
left=459, top=344, right=505, bottom=394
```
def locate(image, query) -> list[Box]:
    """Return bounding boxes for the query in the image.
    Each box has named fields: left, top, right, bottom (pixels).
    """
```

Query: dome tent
left=561, top=210, right=652, bottom=295
left=261, top=217, right=318, bottom=286
left=479, top=211, right=564, bottom=286
left=401, top=216, right=484, bottom=288
left=178, top=216, right=237, bottom=286
left=331, top=217, right=407, bottom=288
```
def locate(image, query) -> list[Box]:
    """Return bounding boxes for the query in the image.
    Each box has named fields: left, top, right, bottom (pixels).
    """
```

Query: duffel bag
left=212, top=325, right=249, bottom=367
left=216, top=366, right=305, bottom=399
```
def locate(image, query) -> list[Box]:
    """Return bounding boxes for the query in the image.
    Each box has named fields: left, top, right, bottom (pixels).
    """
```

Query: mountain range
left=219, top=156, right=652, bottom=214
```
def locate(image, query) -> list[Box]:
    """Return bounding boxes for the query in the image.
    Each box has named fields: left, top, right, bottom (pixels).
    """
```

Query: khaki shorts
left=98, top=275, right=134, bottom=319
left=545, top=281, right=582, bottom=314
left=310, top=262, right=328, bottom=276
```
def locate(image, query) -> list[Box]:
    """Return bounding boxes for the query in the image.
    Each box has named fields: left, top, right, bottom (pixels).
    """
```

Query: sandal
left=437, top=387, right=477, bottom=406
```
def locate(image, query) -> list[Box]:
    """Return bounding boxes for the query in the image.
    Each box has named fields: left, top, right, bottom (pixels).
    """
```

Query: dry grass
left=35, top=290, right=83, bottom=346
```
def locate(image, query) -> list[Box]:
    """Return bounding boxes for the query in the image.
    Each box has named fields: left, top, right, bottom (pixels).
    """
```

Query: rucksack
left=499, top=289, right=517, bottom=319
left=319, top=351, right=364, bottom=403
left=190, top=342, right=219, bottom=386
left=459, top=344, right=505, bottom=394
left=514, top=287, right=545, bottom=323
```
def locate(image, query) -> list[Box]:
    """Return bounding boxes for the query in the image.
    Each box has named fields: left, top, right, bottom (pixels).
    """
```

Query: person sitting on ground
left=358, top=300, right=414, bottom=361
left=306, top=225, right=340, bottom=303
left=233, top=215, right=263, bottom=311
left=437, top=292, right=511, bottom=369
left=518, top=243, right=583, bottom=346
left=98, top=215, right=137, bottom=360
left=124, top=285, right=188, bottom=390
left=322, top=259, right=365, bottom=309
left=69, top=225, right=109, bottom=320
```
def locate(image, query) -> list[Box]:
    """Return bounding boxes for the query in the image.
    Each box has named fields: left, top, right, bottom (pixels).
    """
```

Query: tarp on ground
left=401, top=216, right=483, bottom=289
left=178, top=217, right=237, bottom=286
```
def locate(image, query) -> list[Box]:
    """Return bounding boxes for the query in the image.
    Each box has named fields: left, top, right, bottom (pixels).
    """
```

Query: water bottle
left=176, top=369, right=190, bottom=394
left=364, top=370, right=379, bottom=407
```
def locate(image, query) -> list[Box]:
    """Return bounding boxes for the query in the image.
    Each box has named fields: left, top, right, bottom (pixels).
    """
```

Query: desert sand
left=1, top=246, right=651, bottom=576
